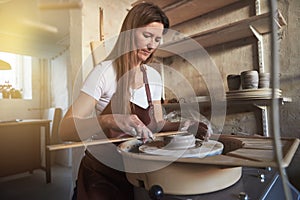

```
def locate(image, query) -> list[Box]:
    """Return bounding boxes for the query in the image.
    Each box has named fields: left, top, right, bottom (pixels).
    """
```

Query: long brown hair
left=105, top=2, right=169, bottom=114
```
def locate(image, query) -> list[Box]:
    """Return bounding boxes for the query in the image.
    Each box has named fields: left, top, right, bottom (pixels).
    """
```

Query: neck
left=133, top=60, right=142, bottom=68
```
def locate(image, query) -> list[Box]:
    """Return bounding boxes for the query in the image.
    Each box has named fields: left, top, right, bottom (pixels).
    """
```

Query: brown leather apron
left=75, top=66, right=156, bottom=200
left=76, top=150, right=134, bottom=200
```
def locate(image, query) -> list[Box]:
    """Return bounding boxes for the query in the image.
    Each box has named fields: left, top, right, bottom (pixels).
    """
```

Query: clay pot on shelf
left=227, top=74, right=241, bottom=91
left=241, top=70, right=259, bottom=89
left=259, top=72, right=270, bottom=88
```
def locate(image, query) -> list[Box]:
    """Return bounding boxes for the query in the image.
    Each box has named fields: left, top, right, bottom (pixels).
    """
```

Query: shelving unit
left=155, top=11, right=286, bottom=58
left=132, top=0, right=289, bottom=136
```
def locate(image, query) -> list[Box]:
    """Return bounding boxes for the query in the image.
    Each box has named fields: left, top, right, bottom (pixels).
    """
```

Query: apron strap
left=140, top=65, right=153, bottom=107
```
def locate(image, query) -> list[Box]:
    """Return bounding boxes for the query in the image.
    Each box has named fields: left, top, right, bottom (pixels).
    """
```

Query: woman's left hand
left=99, top=114, right=153, bottom=143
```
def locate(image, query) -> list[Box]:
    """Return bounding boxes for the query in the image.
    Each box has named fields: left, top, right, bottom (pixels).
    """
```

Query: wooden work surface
left=176, top=135, right=299, bottom=168
left=48, top=132, right=299, bottom=169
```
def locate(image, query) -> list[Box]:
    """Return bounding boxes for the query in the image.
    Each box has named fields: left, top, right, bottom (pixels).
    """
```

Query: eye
left=143, top=32, right=152, bottom=38
left=155, top=37, right=162, bottom=43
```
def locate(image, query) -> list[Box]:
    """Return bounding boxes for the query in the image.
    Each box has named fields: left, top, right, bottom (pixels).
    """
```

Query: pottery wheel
left=119, top=137, right=241, bottom=195
left=139, top=138, right=224, bottom=158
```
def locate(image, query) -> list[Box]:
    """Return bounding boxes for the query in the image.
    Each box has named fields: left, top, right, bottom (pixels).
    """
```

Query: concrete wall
left=160, top=0, right=300, bottom=190
left=163, top=1, right=262, bottom=134
left=160, top=0, right=299, bottom=137
left=278, top=0, right=300, bottom=190
left=279, top=0, right=300, bottom=139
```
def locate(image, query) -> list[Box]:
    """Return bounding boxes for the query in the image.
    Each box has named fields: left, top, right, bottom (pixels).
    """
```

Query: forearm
left=59, top=116, right=109, bottom=142
left=59, top=117, right=80, bottom=142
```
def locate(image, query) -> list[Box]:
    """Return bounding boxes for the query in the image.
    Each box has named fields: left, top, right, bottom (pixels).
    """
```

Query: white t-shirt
left=81, top=60, right=163, bottom=114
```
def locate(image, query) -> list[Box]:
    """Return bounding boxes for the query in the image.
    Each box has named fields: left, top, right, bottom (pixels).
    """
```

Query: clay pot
left=259, top=72, right=270, bottom=88
left=227, top=74, right=241, bottom=91
left=241, top=70, right=259, bottom=89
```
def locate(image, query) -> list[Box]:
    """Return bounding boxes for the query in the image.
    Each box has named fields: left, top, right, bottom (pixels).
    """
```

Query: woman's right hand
left=180, top=120, right=212, bottom=141
left=98, top=114, right=153, bottom=142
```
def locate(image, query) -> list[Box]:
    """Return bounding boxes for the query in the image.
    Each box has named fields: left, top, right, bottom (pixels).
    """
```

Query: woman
left=60, top=2, right=211, bottom=199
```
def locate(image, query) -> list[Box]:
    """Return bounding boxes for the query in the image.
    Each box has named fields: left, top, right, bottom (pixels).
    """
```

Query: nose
left=147, top=37, right=159, bottom=50
left=147, top=40, right=155, bottom=50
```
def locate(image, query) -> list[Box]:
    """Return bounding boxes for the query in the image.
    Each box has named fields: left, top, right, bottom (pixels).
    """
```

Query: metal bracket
left=255, top=0, right=261, bottom=15
left=250, top=25, right=265, bottom=73
left=254, top=104, right=269, bottom=137
left=252, top=0, right=265, bottom=73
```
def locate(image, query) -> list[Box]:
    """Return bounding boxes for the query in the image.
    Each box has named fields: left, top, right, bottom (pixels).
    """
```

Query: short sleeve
left=81, top=60, right=117, bottom=113
left=81, top=63, right=106, bottom=100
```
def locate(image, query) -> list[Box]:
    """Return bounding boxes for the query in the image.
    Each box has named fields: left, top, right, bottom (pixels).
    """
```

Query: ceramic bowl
left=163, top=133, right=196, bottom=149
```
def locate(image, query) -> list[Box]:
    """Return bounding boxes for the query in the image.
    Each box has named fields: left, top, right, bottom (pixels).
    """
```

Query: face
left=134, top=22, right=164, bottom=63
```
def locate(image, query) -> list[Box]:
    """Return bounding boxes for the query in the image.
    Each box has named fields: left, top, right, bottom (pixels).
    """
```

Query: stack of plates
left=226, top=88, right=282, bottom=100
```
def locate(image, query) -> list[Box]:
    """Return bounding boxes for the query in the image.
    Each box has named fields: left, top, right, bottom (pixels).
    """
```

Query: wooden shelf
left=132, top=0, right=240, bottom=26
left=163, top=96, right=292, bottom=111
left=155, top=11, right=286, bottom=58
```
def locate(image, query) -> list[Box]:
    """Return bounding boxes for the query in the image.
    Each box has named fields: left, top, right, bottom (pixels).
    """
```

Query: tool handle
left=47, top=131, right=187, bottom=151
